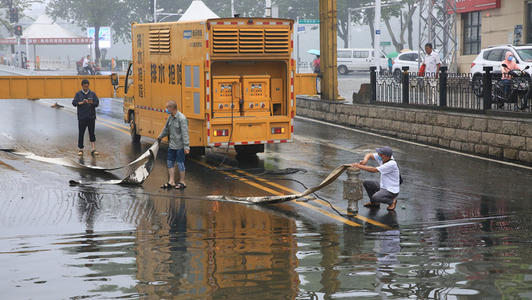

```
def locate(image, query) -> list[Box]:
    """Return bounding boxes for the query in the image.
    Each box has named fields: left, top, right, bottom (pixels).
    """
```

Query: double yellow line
left=231, top=168, right=390, bottom=229
left=41, top=99, right=389, bottom=229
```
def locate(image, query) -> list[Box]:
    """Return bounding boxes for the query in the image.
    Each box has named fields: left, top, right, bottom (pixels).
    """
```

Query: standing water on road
left=1, top=99, right=531, bottom=299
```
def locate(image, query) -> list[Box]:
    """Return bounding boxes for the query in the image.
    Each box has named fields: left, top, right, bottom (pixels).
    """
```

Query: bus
left=123, top=17, right=295, bottom=156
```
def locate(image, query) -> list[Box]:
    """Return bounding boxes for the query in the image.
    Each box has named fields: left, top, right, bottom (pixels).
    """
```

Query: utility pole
left=231, top=0, right=235, bottom=17
left=265, top=0, right=272, bottom=17
left=374, top=0, right=381, bottom=71
left=8, top=0, right=15, bottom=55
left=347, top=9, right=351, bottom=48
left=153, top=0, right=157, bottom=22
left=319, top=0, right=339, bottom=100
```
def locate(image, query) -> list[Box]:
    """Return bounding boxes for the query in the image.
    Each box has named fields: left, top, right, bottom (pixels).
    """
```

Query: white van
left=337, top=48, right=387, bottom=75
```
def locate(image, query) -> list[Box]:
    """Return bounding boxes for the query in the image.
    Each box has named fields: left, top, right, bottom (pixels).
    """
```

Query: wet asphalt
left=1, top=98, right=531, bottom=299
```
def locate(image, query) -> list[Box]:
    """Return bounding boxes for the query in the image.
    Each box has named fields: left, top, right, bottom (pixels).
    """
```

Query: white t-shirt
left=82, top=58, right=89, bottom=68
left=423, top=51, right=441, bottom=77
left=373, top=153, right=400, bottom=194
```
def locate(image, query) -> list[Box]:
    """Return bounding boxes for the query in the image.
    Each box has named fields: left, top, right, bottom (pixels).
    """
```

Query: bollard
left=370, top=66, right=377, bottom=103
left=402, top=66, right=410, bottom=104
left=343, top=167, right=363, bottom=214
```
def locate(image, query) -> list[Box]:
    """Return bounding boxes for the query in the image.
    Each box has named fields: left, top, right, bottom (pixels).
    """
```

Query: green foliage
left=0, top=0, right=39, bottom=36
left=46, top=0, right=151, bottom=63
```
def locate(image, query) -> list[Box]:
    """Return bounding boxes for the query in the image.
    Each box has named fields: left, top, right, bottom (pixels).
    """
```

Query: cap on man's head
left=376, top=146, right=393, bottom=157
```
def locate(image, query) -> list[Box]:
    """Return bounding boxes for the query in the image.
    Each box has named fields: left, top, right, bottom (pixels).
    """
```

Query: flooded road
left=1, top=99, right=531, bottom=299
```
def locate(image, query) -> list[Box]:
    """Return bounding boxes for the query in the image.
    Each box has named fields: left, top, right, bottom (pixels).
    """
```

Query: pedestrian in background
left=351, top=146, right=400, bottom=211
left=72, top=79, right=99, bottom=156
left=157, top=101, right=190, bottom=190
left=422, top=43, right=441, bottom=78
left=312, top=55, right=320, bottom=74
left=422, top=43, right=441, bottom=104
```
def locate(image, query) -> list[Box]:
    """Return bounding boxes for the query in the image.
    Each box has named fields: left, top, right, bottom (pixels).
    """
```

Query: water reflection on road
left=1, top=180, right=532, bottom=299
left=1, top=99, right=532, bottom=299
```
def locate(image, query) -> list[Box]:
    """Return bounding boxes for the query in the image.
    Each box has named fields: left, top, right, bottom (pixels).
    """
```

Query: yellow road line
left=38, top=101, right=361, bottom=227
left=234, top=169, right=391, bottom=229
left=36, top=100, right=130, bottom=134
left=195, top=160, right=361, bottom=227
left=194, top=160, right=283, bottom=196
left=98, top=118, right=129, bottom=129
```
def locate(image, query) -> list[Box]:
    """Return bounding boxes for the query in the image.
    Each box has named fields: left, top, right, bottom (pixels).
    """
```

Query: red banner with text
left=450, top=0, right=501, bottom=14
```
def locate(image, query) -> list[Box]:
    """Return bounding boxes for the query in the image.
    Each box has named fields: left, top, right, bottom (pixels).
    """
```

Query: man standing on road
left=72, top=79, right=99, bottom=156
left=157, top=101, right=190, bottom=190
left=351, top=146, right=400, bottom=211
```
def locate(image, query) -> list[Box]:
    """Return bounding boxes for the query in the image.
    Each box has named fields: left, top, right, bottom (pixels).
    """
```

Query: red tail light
left=213, top=129, right=229, bottom=137
left=271, top=127, right=285, bottom=134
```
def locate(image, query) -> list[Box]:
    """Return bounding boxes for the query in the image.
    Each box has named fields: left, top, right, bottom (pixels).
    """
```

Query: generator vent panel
left=149, top=28, right=171, bottom=54
left=212, top=26, right=289, bottom=55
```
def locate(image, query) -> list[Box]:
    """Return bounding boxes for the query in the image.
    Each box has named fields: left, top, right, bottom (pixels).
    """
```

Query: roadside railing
left=371, top=66, right=532, bottom=115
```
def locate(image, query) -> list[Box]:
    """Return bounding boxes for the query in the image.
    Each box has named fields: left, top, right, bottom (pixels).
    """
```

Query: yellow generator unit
left=123, top=17, right=295, bottom=156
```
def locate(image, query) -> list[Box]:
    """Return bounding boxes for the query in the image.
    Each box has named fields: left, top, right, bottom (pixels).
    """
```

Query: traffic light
left=14, top=25, right=22, bottom=36
left=9, top=8, right=19, bottom=23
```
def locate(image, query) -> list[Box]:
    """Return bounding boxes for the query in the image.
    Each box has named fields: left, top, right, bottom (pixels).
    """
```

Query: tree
left=0, top=0, right=37, bottom=37
left=335, top=0, right=377, bottom=48
left=382, top=2, right=403, bottom=51
left=46, top=0, right=150, bottom=65
left=357, top=0, right=418, bottom=52
left=403, top=0, right=417, bottom=50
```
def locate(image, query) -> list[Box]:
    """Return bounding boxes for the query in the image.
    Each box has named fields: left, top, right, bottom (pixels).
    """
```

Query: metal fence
left=371, top=66, right=532, bottom=115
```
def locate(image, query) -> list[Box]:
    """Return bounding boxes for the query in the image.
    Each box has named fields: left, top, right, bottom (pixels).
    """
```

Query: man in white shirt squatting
left=351, top=146, right=400, bottom=211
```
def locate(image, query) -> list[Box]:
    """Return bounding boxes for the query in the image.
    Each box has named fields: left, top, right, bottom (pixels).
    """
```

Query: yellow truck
left=123, top=17, right=295, bottom=156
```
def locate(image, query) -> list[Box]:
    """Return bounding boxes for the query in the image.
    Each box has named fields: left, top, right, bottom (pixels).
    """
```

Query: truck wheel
left=129, top=112, right=141, bottom=143
left=338, top=65, right=348, bottom=75
left=235, top=144, right=264, bottom=157
left=189, top=146, right=205, bottom=157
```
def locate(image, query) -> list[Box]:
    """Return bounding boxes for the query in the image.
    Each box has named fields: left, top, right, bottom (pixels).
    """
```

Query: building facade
left=456, top=0, right=532, bottom=72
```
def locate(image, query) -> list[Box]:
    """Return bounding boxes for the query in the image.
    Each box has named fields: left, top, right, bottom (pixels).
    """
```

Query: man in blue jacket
left=72, top=79, right=99, bottom=156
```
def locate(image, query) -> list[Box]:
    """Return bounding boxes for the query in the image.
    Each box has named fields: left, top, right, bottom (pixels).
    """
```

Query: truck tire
left=235, top=144, right=264, bottom=157
left=338, top=65, right=348, bottom=75
left=189, top=146, right=205, bottom=157
left=129, top=112, right=141, bottom=143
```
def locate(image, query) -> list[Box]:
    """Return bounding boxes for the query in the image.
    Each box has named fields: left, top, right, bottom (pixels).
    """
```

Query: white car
left=392, top=51, right=421, bottom=77
left=337, top=48, right=387, bottom=75
left=470, top=45, right=532, bottom=95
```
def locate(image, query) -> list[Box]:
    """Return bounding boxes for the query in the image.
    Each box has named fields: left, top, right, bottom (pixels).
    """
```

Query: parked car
left=337, top=48, right=387, bottom=75
left=392, top=51, right=421, bottom=77
left=470, top=44, right=532, bottom=96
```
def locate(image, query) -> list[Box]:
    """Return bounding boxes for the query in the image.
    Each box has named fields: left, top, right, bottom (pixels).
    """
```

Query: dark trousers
left=78, top=118, right=96, bottom=149
left=363, top=180, right=398, bottom=205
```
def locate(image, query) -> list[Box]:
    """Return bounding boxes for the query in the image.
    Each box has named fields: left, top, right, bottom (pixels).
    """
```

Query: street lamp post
left=374, top=0, right=381, bottom=71
left=153, top=0, right=157, bottom=22
left=347, top=8, right=352, bottom=48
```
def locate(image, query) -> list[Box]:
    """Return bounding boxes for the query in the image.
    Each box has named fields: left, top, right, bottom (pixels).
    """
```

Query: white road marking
left=296, top=115, right=532, bottom=171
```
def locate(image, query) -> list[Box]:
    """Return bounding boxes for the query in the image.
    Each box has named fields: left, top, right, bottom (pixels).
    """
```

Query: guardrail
left=0, top=75, right=119, bottom=99
left=371, top=66, right=532, bottom=115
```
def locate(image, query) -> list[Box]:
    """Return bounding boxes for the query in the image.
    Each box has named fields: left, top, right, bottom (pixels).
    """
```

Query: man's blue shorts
left=167, top=148, right=186, bottom=171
